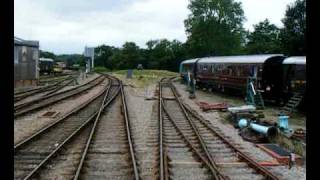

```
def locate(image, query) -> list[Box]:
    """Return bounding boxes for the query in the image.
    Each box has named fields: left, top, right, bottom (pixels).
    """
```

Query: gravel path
left=14, top=78, right=108, bottom=145
left=173, top=81, right=306, bottom=180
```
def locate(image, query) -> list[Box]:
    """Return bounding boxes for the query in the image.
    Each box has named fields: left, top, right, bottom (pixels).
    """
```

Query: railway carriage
left=179, top=58, right=199, bottom=81
left=282, top=56, right=306, bottom=110
left=179, top=55, right=306, bottom=106
left=282, top=56, right=306, bottom=96
left=195, top=55, right=285, bottom=95
left=39, top=58, right=54, bottom=74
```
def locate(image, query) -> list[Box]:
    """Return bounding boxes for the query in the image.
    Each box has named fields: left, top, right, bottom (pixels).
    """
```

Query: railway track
left=158, top=78, right=280, bottom=180
left=14, top=75, right=111, bottom=180
left=14, top=75, right=76, bottom=103
left=14, top=76, right=140, bottom=180
left=14, top=75, right=105, bottom=118
left=73, top=78, right=139, bottom=179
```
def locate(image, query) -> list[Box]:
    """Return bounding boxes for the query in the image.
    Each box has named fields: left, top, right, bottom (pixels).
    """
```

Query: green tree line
left=41, top=0, right=305, bottom=72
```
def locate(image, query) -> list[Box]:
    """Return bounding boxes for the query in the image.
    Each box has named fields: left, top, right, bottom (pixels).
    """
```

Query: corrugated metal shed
left=14, top=36, right=40, bottom=87
left=14, top=36, right=39, bottom=47
left=283, top=56, right=306, bottom=65
left=198, top=54, right=284, bottom=64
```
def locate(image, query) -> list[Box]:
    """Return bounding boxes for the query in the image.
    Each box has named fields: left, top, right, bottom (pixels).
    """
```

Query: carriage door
left=253, top=66, right=258, bottom=78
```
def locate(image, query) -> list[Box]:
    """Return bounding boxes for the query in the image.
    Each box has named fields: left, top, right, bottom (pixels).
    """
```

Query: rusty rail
left=73, top=77, right=122, bottom=180
left=169, top=83, right=229, bottom=180
left=73, top=78, right=140, bottom=180
left=158, top=80, right=165, bottom=180
left=170, top=80, right=280, bottom=180
left=159, top=78, right=222, bottom=179
left=14, top=75, right=105, bottom=117
left=14, top=75, right=112, bottom=180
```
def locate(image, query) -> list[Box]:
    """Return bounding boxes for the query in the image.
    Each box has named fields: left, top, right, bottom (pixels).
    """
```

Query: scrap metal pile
left=196, top=101, right=229, bottom=111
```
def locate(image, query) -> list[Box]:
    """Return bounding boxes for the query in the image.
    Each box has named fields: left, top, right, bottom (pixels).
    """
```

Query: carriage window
left=228, top=66, right=232, bottom=75
left=236, top=67, right=241, bottom=76
left=211, top=65, right=215, bottom=73
left=203, top=65, right=208, bottom=71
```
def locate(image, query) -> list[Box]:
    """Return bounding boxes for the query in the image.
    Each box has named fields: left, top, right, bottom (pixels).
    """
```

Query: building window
left=14, top=46, right=18, bottom=64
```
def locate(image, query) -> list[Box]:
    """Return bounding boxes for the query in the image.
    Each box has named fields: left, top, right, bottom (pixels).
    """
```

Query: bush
left=94, top=66, right=109, bottom=73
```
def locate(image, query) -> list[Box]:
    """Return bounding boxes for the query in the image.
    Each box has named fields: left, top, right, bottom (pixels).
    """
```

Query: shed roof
left=283, top=56, right=306, bottom=65
left=14, top=36, right=39, bottom=47
left=198, top=54, right=284, bottom=64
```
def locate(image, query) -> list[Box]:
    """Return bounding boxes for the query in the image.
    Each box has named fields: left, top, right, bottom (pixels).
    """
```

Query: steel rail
left=169, top=80, right=280, bottom=180
left=170, top=79, right=279, bottom=180
left=14, top=77, right=109, bottom=150
left=73, top=79, right=140, bottom=180
left=15, top=84, right=111, bottom=180
left=158, top=80, right=165, bottom=180
left=168, top=83, right=229, bottom=180
left=14, top=76, right=72, bottom=101
left=182, top=102, right=280, bottom=180
left=14, top=75, right=105, bottom=117
left=161, top=99, right=219, bottom=178
left=160, top=78, right=220, bottom=179
left=23, top=78, right=118, bottom=180
left=14, top=75, right=103, bottom=110
left=42, top=77, right=76, bottom=96
left=73, top=79, right=121, bottom=180
left=120, top=81, right=140, bottom=180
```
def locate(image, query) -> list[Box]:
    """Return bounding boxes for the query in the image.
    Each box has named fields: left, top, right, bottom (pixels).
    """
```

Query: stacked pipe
left=238, top=119, right=278, bottom=137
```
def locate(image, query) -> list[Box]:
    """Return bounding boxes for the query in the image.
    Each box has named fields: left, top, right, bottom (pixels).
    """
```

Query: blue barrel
left=238, top=119, right=249, bottom=128
left=278, top=116, right=289, bottom=129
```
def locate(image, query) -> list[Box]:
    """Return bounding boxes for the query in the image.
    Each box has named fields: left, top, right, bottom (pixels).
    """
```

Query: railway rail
left=158, top=78, right=280, bottom=180
left=14, top=75, right=76, bottom=103
left=14, top=75, right=105, bottom=118
left=14, top=75, right=140, bottom=179
left=73, top=78, right=139, bottom=179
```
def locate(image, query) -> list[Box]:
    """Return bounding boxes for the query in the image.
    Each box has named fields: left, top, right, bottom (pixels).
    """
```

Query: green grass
left=112, top=69, right=179, bottom=88
left=113, top=69, right=177, bottom=77
left=93, top=66, right=110, bottom=73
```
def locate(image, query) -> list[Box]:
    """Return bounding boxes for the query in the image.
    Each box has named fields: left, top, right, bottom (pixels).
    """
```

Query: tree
left=245, top=19, right=281, bottom=54
left=109, top=42, right=144, bottom=70
left=40, top=50, right=56, bottom=60
left=184, top=0, right=246, bottom=57
left=144, top=39, right=186, bottom=71
left=280, top=0, right=306, bottom=55
left=56, top=54, right=86, bottom=67
left=94, top=45, right=117, bottom=69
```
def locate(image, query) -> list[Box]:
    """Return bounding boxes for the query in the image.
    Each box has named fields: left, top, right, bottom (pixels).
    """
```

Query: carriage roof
left=198, top=54, right=284, bottom=64
left=282, top=56, right=306, bottom=65
left=180, top=58, right=199, bottom=65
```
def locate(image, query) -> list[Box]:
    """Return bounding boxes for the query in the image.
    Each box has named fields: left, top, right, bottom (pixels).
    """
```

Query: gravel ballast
left=14, top=78, right=108, bottom=145
left=172, top=81, right=306, bottom=180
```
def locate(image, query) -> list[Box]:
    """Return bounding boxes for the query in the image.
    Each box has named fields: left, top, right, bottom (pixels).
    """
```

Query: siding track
left=14, top=75, right=140, bottom=180
left=14, top=75, right=105, bottom=118
left=158, top=78, right=280, bottom=180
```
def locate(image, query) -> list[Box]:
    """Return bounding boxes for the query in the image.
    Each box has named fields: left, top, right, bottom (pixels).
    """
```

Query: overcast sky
left=14, top=0, right=296, bottom=54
